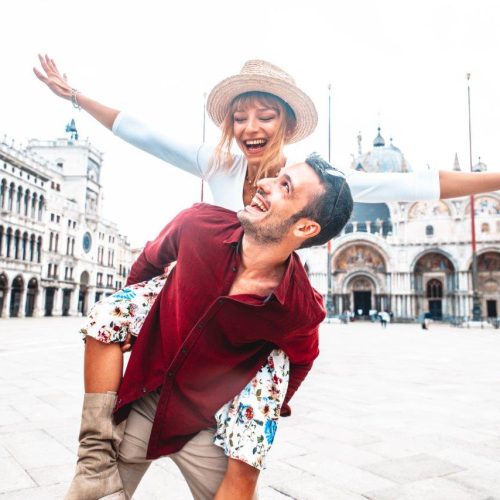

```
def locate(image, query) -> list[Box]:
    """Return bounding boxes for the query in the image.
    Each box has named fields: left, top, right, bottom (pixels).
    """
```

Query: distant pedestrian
left=379, top=311, right=390, bottom=328
left=422, top=312, right=432, bottom=330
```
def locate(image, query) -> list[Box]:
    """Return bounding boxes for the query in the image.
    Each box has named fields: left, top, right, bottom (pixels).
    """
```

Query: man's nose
left=256, top=176, right=274, bottom=192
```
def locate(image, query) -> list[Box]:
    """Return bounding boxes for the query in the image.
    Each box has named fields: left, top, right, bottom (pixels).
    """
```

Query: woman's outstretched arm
left=33, top=54, right=119, bottom=130
left=439, top=170, right=500, bottom=199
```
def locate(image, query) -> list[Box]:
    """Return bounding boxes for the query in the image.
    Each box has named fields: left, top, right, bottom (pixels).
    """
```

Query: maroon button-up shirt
left=115, top=204, right=325, bottom=459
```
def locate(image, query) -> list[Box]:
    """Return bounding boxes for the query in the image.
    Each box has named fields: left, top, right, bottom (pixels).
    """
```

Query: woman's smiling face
left=232, top=99, right=283, bottom=160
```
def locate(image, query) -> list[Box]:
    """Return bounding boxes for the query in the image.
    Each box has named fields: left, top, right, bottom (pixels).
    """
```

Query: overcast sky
left=2, top=0, right=500, bottom=246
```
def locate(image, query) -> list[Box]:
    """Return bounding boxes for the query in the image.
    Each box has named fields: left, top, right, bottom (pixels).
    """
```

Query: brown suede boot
left=65, top=392, right=126, bottom=500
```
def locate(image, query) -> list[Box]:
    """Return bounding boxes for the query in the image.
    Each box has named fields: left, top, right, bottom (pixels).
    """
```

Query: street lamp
left=466, top=73, right=481, bottom=321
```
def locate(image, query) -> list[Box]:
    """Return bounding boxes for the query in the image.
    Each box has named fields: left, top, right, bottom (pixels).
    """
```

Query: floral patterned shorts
left=80, top=275, right=289, bottom=470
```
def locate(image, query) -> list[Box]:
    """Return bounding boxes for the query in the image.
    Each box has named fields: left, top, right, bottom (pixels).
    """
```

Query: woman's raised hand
left=33, top=54, right=73, bottom=100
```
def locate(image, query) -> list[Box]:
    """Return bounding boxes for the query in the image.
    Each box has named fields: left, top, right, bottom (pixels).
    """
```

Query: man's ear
left=293, top=219, right=321, bottom=242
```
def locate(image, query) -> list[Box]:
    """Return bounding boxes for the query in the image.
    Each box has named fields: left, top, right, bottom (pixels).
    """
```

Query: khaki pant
left=118, top=391, right=257, bottom=500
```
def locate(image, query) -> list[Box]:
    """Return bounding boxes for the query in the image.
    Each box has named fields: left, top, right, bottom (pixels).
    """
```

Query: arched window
left=425, top=225, right=434, bottom=236
left=22, top=232, right=28, bottom=260
left=6, top=227, right=12, bottom=257
left=16, top=186, right=23, bottom=213
left=49, top=232, right=53, bottom=252
left=8, top=183, right=15, bottom=211
left=0, top=179, right=6, bottom=208
left=55, top=233, right=59, bottom=253
left=24, top=189, right=30, bottom=216
left=29, top=234, right=35, bottom=261
left=31, top=192, right=38, bottom=219
left=38, top=195, right=44, bottom=221
left=426, top=279, right=443, bottom=298
left=0, top=225, right=3, bottom=256
left=36, top=236, right=42, bottom=263
left=14, top=229, right=20, bottom=259
left=481, top=223, right=490, bottom=233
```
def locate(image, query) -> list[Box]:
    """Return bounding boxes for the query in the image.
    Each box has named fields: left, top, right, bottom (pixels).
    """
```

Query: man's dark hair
left=294, top=153, right=353, bottom=249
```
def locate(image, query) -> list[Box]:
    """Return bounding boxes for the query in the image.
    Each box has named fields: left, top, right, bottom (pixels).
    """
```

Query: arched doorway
left=426, top=278, right=443, bottom=319
left=333, top=243, right=387, bottom=316
left=62, top=289, right=72, bottom=316
left=0, top=273, right=8, bottom=317
left=350, top=275, right=375, bottom=318
left=79, top=271, right=90, bottom=316
left=44, top=287, right=56, bottom=316
left=476, top=252, right=500, bottom=319
left=10, top=275, right=24, bottom=317
left=25, top=278, right=38, bottom=317
left=414, top=252, right=455, bottom=320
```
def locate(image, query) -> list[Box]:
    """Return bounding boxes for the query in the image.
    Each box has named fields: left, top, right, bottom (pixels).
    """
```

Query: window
left=53, top=264, right=58, bottom=279
left=426, top=279, right=443, bottom=298
left=56, top=215, right=60, bottom=223
left=50, top=213, right=55, bottom=222
left=97, top=272, right=103, bottom=287
left=48, top=263, right=52, bottom=278
left=426, top=225, right=434, bottom=236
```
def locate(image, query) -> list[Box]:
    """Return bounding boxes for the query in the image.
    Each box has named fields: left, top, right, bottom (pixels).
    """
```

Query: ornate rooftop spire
left=373, top=127, right=385, bottom=147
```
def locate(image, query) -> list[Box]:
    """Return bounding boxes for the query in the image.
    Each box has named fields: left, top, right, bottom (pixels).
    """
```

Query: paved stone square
left=0, top=318, right=500, bottom=499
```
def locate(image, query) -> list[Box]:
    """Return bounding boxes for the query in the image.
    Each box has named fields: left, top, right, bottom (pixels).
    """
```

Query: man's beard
left=238, top=211, right=296, bottom=245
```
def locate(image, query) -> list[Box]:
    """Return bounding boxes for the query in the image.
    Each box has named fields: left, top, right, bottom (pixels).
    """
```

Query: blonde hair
left=209, top=91, right=297, bottom=182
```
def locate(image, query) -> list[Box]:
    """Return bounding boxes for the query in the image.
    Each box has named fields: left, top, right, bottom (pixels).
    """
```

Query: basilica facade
left=306, top=130, right=500, bottom=322
left=0, top=124, right=133, bottom=318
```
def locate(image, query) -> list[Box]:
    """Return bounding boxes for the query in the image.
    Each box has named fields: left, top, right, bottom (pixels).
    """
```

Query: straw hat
left=206, top=60, right=318, bottom=144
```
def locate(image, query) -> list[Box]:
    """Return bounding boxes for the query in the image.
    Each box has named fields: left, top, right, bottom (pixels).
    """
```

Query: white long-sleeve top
left=113, top=112, right=440, bottom=212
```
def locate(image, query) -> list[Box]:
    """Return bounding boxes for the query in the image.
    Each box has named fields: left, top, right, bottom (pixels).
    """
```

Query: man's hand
left=121, top=333, right=134, bottom=353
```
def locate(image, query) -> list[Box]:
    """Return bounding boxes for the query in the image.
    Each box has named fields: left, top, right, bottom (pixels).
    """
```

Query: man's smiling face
left=237, top=162, right=324, bottom=245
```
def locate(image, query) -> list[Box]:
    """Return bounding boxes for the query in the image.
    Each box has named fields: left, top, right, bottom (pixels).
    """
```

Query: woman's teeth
left=246, top=139, right=267, bottom=149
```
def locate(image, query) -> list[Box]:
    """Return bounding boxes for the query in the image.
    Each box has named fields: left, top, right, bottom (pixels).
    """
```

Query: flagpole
left=326, top=83, right=334, bottom=318
left=466, top=74, right=481, bottom=321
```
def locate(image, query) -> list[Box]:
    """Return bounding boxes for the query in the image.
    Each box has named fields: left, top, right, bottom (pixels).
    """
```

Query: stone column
left=17, top=287, right=27, bottom=318
left=70, top=287, right=80, bottom=316
left=86, top=286, right=96, bottom=312
left=0, top=287, right=10, bottom=318
left=32, top=287, right=43, bottom=317
left=52, top=288, right=63, bottom=316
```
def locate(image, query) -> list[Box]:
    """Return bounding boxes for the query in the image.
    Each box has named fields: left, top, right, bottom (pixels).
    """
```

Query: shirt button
left=181, top=347, right=188, bottom=354
left=141, top=387, right=147, bottom=393
left=198, top=322, right=204, bottom=329
left=117, top=398, right=122, bottom=404
left=167, top=371, right=174, bottom=377
left=232, top=266, right=237, bottom=272
left=218, top=299, right=224, bottom=304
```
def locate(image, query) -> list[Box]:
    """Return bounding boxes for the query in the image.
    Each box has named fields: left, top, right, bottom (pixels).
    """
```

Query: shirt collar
left=224, top=226, right=298, bottom=307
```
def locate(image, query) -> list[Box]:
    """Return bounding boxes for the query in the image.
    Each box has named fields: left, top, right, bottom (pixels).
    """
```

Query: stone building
left=305, top=129, right=500, bottom=322
left=0, top=124, right=133, bottom=318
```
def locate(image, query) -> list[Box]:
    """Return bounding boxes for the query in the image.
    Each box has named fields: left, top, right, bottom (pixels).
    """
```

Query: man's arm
left=126, top=208, right=192, bottom=286
left=278, top=325, right=320, bottom=416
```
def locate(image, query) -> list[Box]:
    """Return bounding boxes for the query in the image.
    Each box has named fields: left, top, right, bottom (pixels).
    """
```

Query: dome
left=354, top=127, right=412, bottom=173
left=473, top=157, right=487, bottom=172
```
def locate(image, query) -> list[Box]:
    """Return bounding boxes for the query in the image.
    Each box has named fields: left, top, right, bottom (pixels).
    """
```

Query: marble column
left=52, top=288, right=63, bottom=316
